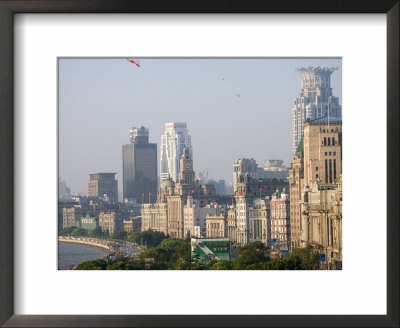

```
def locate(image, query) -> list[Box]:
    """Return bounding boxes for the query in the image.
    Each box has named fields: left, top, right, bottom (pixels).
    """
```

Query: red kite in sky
left=127, top=58, right=140, bottom=67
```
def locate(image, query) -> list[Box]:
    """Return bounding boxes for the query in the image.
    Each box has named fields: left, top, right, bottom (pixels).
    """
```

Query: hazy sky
left=59, top=58, right=342, bottom=196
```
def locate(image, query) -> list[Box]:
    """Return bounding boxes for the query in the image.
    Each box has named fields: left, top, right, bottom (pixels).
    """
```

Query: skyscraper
left=160, top=122, right=192, bottom=183
left=292, top=66, right=341, bottom=155
left=122, top=126, right=157, bottom=203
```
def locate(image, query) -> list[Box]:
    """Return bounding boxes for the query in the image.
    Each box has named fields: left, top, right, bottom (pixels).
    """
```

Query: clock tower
left=179, top=147, right=195, bottom=184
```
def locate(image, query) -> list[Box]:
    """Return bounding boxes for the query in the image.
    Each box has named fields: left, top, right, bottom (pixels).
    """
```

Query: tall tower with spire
left=292, top=66, right=341, bottom=155
left=179, top=147, right=195, bottom=184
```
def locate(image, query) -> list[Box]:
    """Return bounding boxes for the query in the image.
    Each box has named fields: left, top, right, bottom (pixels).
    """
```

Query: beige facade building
left=301, top=176, right=342, bottom=266
left=289, top=141, right=305, bottom=248
left=227, top=207, right=237, bottom=245
left=62, top=206, right=84, bottom=229
left=141, top=148, right=216, bottom=239
left=99, top=211, right=123, bottom=235
left=289, top=116, right=342, bottom=267
left=248, top=198, right=270, bottom=244
left=123, top=217, right=142, bottom=232
left=141, top=203, right=168, bottom=235
left=270, top=189, right=290, bottom=246
left=206, top=214, right=227, bottom=238
left=183, top=197, right=224, bottom=238
left=303, top=118, right=342, bottom=185
left=234, top=174, right=288, bottom=245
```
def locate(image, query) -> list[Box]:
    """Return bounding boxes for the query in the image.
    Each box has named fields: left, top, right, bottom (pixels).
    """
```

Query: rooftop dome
left=161, top=176, right=175, bottom=189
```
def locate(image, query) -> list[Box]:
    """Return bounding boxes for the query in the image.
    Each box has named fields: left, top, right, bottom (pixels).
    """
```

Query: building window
left=325, top=159, right=328, bottom=182
left=334, top=159, right=337, bottom=181
left=324, top=137, right=327, bottom=146
left=332, top=137, right=335, bottom=145
left=315, top=166, right=319, bottom=171
left=328, top=137, right=331, bottom=146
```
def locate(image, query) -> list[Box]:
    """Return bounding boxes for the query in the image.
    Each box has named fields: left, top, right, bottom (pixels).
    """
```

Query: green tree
left=127, top=230, right=141, bottom=243
left=71, top=228, right=88, bottom=237
left=233, top=241, right=269, bottom=270
left=89, top=227, right=104, bottom=238
left=111, top=229, right=127, bottom=241
left=107, top=261, right=128, bottom=270
left=174, top=237, right=193, bottom=270
left=59, top=226, right=76, bottom=236
left=76, top=259, right=107, bottom=270
left=209, top=260, right=234, bottom=270
left=127, top=230, right=168, bottom=248
left=265, top=244, right=320, bottom=270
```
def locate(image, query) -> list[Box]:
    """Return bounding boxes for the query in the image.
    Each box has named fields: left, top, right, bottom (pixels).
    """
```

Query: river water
left=58, top=241, right=141, bottom=270
left=58, top=242, right=107, bottom=270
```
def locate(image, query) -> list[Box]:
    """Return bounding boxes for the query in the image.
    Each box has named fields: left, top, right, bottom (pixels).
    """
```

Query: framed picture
left=0, top=1, right=398, bottom=327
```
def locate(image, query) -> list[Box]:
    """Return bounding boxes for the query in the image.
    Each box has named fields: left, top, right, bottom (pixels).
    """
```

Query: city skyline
left=59, top=58, right=342, bottom=196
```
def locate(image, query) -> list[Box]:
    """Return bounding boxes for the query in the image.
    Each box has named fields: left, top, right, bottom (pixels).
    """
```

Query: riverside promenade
left=58, top=236, right=112, bottom=251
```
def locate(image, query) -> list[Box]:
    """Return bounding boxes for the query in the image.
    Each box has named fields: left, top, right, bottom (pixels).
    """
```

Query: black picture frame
left=0, top=1, right=398, bottom=327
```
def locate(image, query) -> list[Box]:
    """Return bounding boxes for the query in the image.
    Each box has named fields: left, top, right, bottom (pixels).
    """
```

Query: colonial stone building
left=303, top=116, right=342, bottom=185
left=141, top=203, right=168, bottom=235
left=289, top=138, right=305, bottom=248
left=234, top=175, right=288, bottom=245
left=227, top=207, right=237, bottom=245
left=300, top=176, right=342, bottom=267
left=270, top=189, right=290, bottom=246
left=141, top=148, right=216, bottom=239
left=289, top=116, right=342, bottom=267
left=183, top=197, right=224, bottom=238
left=99, top=211, right=123, bottom=235
left=248, top=198, right=270, bottom=244
left=123, top=217, right=142, bottom=232
left=62, top=206, right=84, bottom=229
left=206, top=214, right=227, bottom=238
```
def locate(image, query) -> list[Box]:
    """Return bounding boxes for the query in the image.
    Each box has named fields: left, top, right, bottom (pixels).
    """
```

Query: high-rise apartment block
left=160, top=122, right=192, bottom=183
left=87, top=172, right=118, bottom=203
left=122, top=126, right=157, bottom=203
left=292, top=67, right=341, bottom=155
